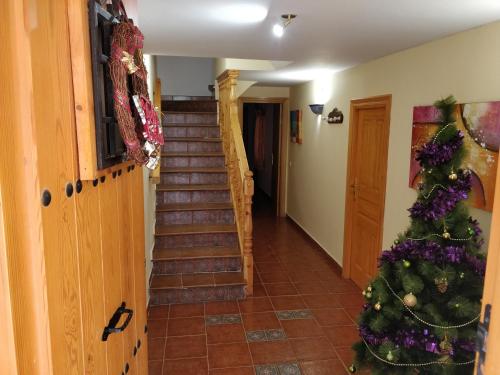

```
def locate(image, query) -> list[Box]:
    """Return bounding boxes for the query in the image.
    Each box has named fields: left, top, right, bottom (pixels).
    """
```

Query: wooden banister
left=216, top=70, right=254, bottom=296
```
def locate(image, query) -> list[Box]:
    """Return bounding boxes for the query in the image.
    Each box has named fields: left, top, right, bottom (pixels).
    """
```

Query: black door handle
left=102, top=302, right=134, bottom=341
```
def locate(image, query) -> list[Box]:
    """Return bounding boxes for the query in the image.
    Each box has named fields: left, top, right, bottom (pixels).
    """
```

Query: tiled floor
left=148, top=205, right=367, bottom=374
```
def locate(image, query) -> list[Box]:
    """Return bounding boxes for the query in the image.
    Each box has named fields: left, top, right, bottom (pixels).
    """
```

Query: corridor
left=147, top=208, right=365, bottom=374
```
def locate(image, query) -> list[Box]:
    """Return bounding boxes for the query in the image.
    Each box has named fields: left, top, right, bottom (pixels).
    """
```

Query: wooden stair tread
left=163, top=152, right=225, bottom=157
left=157, top=202, right=233, bottom=212
left=150, top=272, right=245, bottom=289
left=153, top=246, right=240, bottom=260
left=157, top=184, right=229, bottom=191
left=156, top=224, right=237, bottom=236
left=164, top=111, right=217, bottom=114
left=161, top=167, right=226, bottom=173
left=164, top=137, right=222, bottom=142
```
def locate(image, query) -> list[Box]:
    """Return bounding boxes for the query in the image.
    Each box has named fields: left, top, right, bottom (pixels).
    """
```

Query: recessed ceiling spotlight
left=215, top=4, right=268, bottom=24
left=272, top=14, right=296, bottom=38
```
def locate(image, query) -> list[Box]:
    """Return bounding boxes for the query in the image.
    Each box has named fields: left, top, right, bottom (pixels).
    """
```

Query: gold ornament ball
left=442, top=231, right=451, bottom=240
left=348, top=364, right=357, bottom=373
left=374, top=302, right=382, bottom=311
left=362, top=290, right=366, bottom=296
left=459, top=272, right=465, bottom=279
left=367, top=286, right=372, bottom=292
left=449, top=172, right=458, bottom=181
left=403, top=259, right=411, bottom=268
left=386, top=351, right=394, bottom=361
left=366, top=291, right=372, bottom=299
left=403, top=293, right=417, bottom=307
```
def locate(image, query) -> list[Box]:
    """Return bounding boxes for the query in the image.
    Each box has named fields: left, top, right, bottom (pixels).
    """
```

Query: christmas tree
left=351, top=96, right=486, bottom=375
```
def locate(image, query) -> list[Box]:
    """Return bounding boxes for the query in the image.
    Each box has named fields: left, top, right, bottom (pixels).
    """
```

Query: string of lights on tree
left=350, top=97, right=486, bottom=375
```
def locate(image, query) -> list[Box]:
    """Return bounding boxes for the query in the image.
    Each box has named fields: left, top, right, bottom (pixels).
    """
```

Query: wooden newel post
left=243, top=170, right=254, bottom=295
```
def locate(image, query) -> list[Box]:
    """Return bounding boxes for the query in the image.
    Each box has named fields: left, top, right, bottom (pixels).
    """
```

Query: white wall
left=287, top=21, right=500, bottom=267
left=242, top=86, right=290, bottom=98
left=143, top=54, right=157, bottom=299
left=157, top=56, right=214, bottom=96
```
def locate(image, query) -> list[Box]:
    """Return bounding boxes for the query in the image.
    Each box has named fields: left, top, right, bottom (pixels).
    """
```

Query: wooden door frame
left=342, top=95, right=392, bottom=279
left=238, top=97, right=289, bottom=217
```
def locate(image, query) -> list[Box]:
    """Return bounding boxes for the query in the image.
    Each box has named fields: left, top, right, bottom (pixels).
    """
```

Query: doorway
left=342, top=95, right=392, bottom=289
left=242, top=102, right=281, bottom=215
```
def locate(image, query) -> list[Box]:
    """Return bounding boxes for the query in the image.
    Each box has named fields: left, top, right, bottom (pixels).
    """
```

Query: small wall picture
left=290, top=110, right=303, bottom=144
left=410, top=101, right=500, bottom=211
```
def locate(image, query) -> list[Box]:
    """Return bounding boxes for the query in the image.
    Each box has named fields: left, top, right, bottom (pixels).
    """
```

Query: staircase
left=149, top=97, right=247, bottom=305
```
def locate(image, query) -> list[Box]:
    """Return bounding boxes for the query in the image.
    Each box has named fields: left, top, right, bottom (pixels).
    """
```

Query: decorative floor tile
left=255, top=365, right=279, bottom=375
left=277, top=363, right=302, bottom=375
left=206, top=314, right=242, bottom=325
left=247, top=330, right=267, bottom=342
left=266, top=329, right=287, bottom=341
left=276, top=310, right=313, bottom=320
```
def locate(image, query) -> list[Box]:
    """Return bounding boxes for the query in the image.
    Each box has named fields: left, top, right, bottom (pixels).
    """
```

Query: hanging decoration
left=108, top=0, right=163, bottom=169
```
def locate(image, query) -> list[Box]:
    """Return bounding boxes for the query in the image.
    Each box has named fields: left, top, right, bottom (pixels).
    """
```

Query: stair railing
left=216, top=70, right=254, bottom=296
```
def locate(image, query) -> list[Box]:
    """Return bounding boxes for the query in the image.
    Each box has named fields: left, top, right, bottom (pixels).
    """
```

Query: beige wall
left=288, top=21, right=500, bottom=267
left=143, top=54, right=157, bottom=298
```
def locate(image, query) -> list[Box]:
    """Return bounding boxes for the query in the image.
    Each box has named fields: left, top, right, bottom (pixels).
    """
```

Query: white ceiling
left=138, top=0, right=500, bottom=85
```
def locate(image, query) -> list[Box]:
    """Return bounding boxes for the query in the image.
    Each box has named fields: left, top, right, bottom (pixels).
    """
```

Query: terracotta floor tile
left=214, top=272, right=245, bottom=285
left=256, top=262, right=286, bottom=274
left=150, top=275, right=182, bottom=289
left=335, top=347, right=355, bottom=368
left=148, top=338, right=165, bottom=361
left=209, top=367, right=254, bottom=375
left=338, top=293, right=365, bottom=309
left=271, top=295, right=306, bottom=310
left=206, top=324, right=246, bottom=344
left=238, top=297, right=273, bottom=313
left=249, top=340, right=296, bottom=365
left=167, top=317, right=205, bottom=336
left=302, top=294, right=342, bottom=309
left=148, top=305, right=170, bottom=320
left=148, top=360, right=163, bottom=375
left=148, top=319, right=167, bottom=338
left=208, top=343, right=252, bottom=369
left=169, top=303, right=205, bottom=318
left=344, top=306, right=362, bottom=323
left=252, top=283, right=268, bottom=297
left=205, top=301, right=239, bottom=315
left=281, top=319, right=324, bottom=338
left=324, top=326, right=359, bottom=347
left=300, top=359, right=348, bottom=374
left=242, top=312, right=281, bottom=330
left=313, top=308, right=354, bottom=326
left=165, top=335, right=207, bottom=359
left=258, top=271, right=290, bottom=283
left=324, top=279, right=360, bottom=294
left=182, top=273, right=215, bottom=287
left=163, top=358, right=208, bottom=375
left=290, top=337, right=337, bottom=361
left=264, top=282, right=298, bottom=296
left=294, top=282, right=329, bottom=295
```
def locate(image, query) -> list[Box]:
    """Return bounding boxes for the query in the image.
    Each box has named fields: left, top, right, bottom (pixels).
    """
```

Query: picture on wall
left=290, top=110, right=303, bottom=144
left=409, top=101, right=500, bottom=211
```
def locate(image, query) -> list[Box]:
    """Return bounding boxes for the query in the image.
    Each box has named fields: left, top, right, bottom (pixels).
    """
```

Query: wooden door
left=343, top=95, right=391, bottom=289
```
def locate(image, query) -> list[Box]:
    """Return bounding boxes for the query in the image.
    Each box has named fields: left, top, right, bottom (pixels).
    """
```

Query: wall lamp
left=273, top=14, right=297, bottom=38
left=308, top=104, right=324, bottom=115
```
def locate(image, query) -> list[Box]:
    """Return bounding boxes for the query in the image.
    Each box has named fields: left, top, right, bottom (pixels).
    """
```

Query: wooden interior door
left=343, top=95, right=391, bottom=289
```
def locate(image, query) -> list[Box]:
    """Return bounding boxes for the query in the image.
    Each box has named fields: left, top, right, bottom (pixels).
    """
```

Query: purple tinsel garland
left=409, top=172, right=472, bottom=221
left=359, top=324, right=475, bottom=357
left=379, top=237, right=486, bottom=276
left=416, top=131, right=464, bottom=167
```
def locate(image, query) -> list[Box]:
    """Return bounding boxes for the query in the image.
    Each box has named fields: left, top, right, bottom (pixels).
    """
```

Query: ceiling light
left=215, top=4, right=268, bottom=24
left=272, top=14, right=296, bottom=38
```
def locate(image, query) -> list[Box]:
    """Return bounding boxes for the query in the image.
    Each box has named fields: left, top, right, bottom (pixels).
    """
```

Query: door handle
left=102, top=302, right=134, bottom=341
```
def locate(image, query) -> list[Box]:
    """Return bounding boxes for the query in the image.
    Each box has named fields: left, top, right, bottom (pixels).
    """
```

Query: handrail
left=216, top=70, right=254, bottom=296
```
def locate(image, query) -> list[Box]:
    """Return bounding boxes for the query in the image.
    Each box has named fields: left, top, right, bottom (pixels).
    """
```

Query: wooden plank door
left=343, top=95, right=391, bottom=289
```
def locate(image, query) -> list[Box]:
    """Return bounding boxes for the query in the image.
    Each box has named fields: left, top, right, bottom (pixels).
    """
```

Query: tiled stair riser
left=156, top=209, right=235, bottom=226
left=149, top=284, right=245, bottom=305
left=162, top=140, right=223, bottom=153
left=155, top=232, right=238, bottom=248
left=164, top=126, right=220, bottom=138
left=153, top=257, right=241, bottom=275
left=156, top=190, right=230, bottom=204
left=162, top=156, right=225, bottom=168
left=160, top=172, right=228, bottom=185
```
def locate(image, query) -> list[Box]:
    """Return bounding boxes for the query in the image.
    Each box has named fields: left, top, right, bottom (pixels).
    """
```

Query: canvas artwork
left=290, top=110, right=303, bottom=144
left=409, top=101, right=500, bottom=211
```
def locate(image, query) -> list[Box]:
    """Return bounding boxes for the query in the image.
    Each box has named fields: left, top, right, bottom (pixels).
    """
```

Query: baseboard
left=285, top=213, right=343, bottom=275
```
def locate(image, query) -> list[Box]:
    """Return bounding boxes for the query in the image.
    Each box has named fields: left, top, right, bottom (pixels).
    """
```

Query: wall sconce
left=309, top=104, right=324, bottom=115
left=273, top=14, right=297, bottom=38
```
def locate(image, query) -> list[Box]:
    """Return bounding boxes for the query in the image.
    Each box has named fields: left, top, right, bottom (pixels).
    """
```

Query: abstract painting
left=290, top=110, right=303, bottom=144
left=409, top=101, right=500, bottom=211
